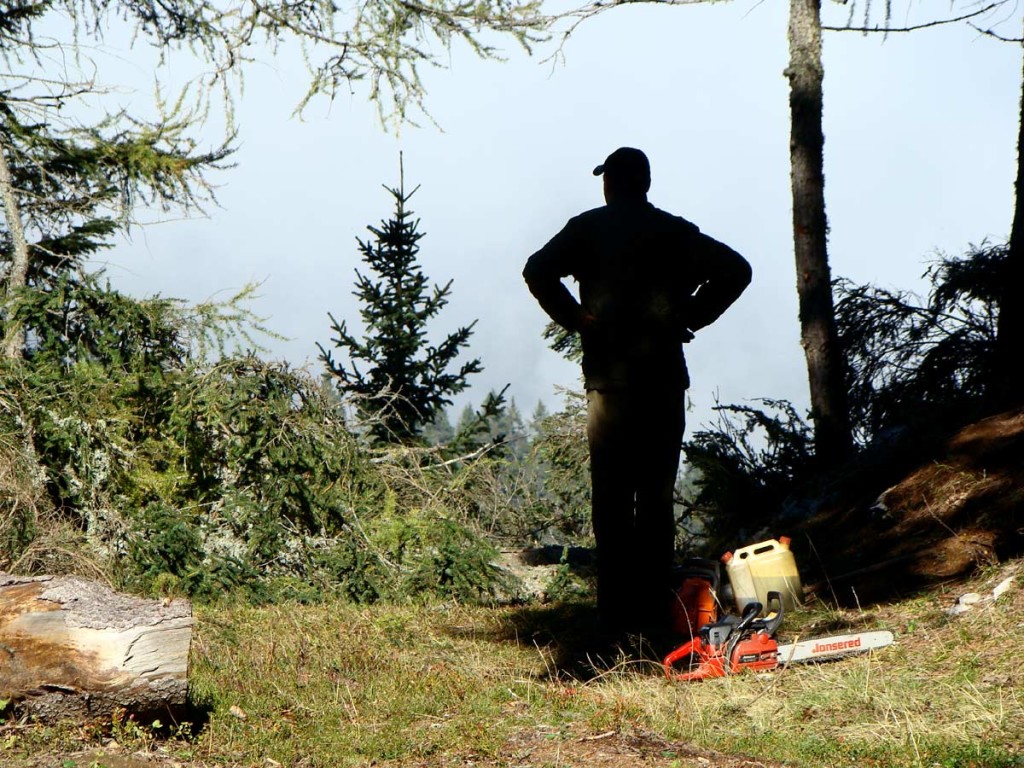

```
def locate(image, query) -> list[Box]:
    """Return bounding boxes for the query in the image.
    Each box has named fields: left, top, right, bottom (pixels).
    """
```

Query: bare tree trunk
left=0, top=573, right=193, bottom=722
left=0, top=134, right=28, bottom=359
left=786, top=0, right=853, bottom=466
left=996, top=36, right=1024, bottom=409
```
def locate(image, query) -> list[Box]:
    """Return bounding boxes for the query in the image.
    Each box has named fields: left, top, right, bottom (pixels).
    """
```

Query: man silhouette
left=523, top=147, right=751, bottom=651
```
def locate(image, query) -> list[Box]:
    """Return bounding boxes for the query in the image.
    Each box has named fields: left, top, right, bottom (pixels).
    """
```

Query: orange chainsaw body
left=663, top=629, right=780, bottom=681
left=663, top=592, right=784, bottom=682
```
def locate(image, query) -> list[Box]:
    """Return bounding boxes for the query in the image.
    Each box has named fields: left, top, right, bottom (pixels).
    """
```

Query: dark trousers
left=587, top=385, right=685, bottom=641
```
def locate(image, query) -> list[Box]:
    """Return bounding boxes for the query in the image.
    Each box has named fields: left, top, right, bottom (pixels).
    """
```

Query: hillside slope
left=797, top=407, right=1024, bottom=605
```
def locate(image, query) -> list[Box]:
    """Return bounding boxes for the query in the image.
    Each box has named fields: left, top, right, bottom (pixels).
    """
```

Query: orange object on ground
left=664, top=594, right=783, bottom=682
left=663, top=628, right=780, bottom=681
left=672, top=576, right=718, bottom=639
left=670, top=558, right=722, bottom=640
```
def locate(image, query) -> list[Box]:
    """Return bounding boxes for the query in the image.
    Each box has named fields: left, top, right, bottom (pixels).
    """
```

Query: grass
left=2, top=566, right=1023, bottom=768
left=186, top=602, right=531, bottom=765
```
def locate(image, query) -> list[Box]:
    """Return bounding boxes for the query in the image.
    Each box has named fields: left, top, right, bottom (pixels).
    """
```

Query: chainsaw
left=663, top=591, right=894, bottom=682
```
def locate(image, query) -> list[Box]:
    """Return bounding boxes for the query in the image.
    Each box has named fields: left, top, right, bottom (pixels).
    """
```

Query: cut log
left=0, top=573, right=192, bottom=722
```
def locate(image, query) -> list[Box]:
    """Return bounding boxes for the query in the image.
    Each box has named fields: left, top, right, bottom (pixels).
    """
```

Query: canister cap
left=780, top=536, right=791, bottom=548
left=721, top=551, right=733, bottom=564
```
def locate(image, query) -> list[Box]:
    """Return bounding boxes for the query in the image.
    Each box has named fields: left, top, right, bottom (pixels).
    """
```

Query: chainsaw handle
left=662, top=638, right=712, bottom=681
left=662, top=637, right=729, bottom=682
left=662, top=639, right=697, bottom=674
left=735, top=600, right=761, bottom=633
left=760, top=591, right=784, bottom=637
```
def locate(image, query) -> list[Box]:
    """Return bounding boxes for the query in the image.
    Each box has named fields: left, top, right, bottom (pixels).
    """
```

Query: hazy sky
left=97, top=0, right=1022, bottom=431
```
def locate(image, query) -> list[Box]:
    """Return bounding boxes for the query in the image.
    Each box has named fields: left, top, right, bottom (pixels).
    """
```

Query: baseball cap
left=593, top=147, right=650, bottom=180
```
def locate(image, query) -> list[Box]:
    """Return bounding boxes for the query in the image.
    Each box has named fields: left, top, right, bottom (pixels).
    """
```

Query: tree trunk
left=996, top=36, right=1024, bottom=409
left=0, top=573, right=193, bottom=722
left=0, top=134, right=29, bottom=359
left=786, top=0, right=853, bottom=466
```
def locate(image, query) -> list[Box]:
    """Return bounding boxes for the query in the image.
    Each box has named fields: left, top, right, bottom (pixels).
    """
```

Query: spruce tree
left=319, top=171, right=482, bottom=444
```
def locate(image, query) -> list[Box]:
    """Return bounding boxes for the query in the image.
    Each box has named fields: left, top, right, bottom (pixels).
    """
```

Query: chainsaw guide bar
left=777, top=630, right=895, bottom=665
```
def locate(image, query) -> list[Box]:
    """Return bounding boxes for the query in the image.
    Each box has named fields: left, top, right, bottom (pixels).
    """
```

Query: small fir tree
left=319, top=170, right=482, bottom=443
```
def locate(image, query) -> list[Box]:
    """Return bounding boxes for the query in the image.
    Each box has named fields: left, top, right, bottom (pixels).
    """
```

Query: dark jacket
left=523, top=200, right=751, bottom=390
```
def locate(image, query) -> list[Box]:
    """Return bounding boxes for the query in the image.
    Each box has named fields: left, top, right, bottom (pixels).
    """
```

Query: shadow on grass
left=454, top=600, right=665, bottom=682
left=171, top=688, right=214, bottom=738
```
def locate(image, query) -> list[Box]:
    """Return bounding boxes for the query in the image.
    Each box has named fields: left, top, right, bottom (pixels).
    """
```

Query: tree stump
left=0, top=573, right=192, bottom=722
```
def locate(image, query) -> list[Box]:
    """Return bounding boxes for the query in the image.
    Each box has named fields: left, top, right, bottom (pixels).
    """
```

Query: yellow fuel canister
left=722, top=536, right=803, bottom=615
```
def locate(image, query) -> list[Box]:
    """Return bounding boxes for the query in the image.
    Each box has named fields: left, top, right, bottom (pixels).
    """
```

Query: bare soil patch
left=16, top=731, right=785, bottom=768
left=481, top=726, right=785, bottom=768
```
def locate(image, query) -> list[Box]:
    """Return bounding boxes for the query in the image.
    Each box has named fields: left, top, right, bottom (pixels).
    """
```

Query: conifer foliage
left=319, top=171, right=481, bottom=443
